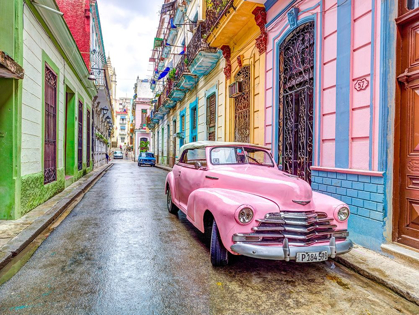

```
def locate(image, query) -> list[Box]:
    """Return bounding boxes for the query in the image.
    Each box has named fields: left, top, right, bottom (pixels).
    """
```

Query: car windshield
left=140, top=153, right=154, bottom=158
left=115, top=151, right=122, bottom=154
left=210, top=147, right=274, bottom=167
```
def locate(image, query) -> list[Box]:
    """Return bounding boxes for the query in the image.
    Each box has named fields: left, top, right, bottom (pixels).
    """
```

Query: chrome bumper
left=230, top=237, right=353, bottom=261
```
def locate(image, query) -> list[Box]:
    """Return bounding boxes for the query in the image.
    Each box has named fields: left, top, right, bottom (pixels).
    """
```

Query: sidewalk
left=0, top=163, right=113, bottom=271
left=155, top=162, right=419, bottom=305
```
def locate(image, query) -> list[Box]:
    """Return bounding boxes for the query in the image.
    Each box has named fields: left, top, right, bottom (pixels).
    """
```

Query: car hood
left=208, top=165, right=314, bottom=211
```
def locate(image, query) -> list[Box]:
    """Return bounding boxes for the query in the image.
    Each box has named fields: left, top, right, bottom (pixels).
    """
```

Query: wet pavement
left=0, top=162, right=418, bottom=315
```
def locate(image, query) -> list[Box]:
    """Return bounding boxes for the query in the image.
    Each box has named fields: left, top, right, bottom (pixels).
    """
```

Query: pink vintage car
left=165, top=141, right=353, bottom=266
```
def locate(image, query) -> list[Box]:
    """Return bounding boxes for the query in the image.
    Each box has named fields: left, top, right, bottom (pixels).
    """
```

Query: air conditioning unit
left=229, top=81, right=243, bottom=98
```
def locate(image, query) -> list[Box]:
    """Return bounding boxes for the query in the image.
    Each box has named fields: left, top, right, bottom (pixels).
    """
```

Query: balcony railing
left=187, top=23, right=217, bottom=64
left=205, top=0, right=234, bottom=35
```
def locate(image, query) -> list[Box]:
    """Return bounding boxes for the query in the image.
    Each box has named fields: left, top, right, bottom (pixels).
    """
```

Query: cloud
left=98, top=0, right=162, bottom=98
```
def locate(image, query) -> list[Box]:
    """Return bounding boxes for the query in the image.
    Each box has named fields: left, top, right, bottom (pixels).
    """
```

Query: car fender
left=165, top=171, right=177, bottom=203
left=187, top=188, right=280, bottom=253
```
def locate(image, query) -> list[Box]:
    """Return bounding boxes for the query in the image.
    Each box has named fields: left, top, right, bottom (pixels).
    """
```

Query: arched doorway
left=278, top=22, right=315, bottom=183
left=234, top=65, right=251, bottom=143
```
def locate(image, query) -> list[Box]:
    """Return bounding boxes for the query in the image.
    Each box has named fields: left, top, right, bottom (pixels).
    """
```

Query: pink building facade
left=264, top=0, right=397, bottom=251
left=134, top=98, right=152, bottom=158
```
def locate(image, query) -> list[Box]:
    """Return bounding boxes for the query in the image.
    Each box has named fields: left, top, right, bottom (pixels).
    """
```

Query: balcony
left=205, top=0, right=264, bottom=48
left=187, top=23, right=222, bottom=77
left=161, top=79, right=177, bottom=110
left=174, top=55, right=197, bottom=91
left=146, top=116, right=155, bottom=129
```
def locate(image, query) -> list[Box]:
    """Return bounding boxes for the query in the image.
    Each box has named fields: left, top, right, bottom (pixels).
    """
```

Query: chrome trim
left=231, top=238, right=353, bottom=261
left=292, top=200, right=311, bottom=206
left=252, top=226, right=285, bottom=231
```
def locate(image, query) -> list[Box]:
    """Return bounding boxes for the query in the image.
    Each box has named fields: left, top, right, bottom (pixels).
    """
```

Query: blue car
left=138, top=152, right=156, bottom=167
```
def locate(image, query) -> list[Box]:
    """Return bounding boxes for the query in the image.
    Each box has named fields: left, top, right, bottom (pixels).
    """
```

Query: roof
left=179, top=141, right=271, bottom=156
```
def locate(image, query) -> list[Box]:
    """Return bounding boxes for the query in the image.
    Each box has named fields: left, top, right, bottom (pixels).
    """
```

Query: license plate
left=296, top=251, right=328, bottom=263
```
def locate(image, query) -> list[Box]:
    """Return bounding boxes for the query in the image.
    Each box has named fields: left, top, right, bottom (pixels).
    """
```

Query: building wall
left=56, top=0, right=91, bottom=69
left=264, top=0, right=387, bottom=250
left=20, top=6, right=93, bottom=216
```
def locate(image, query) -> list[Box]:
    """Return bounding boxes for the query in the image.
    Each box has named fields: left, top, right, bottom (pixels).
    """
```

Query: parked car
left=113, top=151, right=123, bottom=159
left=165, top=141, right=353, bottom=266
left=138, top=152, right=156, bottom=167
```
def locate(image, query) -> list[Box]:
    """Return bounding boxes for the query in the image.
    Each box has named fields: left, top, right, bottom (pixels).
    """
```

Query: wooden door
left=207, top=93, right=216, bottom=140
left=395, top=5, right=419, bottom=249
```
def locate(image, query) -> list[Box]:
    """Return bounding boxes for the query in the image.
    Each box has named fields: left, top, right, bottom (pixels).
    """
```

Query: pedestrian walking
left=105, top=152, right=109, bottom=164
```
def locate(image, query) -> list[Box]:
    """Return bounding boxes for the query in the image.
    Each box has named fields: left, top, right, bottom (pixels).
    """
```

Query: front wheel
left=210, top=220, right=229, bottom=266
left=167, top=187, right=178, bottom=215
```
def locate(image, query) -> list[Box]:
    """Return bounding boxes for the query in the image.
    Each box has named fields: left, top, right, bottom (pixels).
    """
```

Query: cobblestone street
left=0, top=163, right=418, bottom=315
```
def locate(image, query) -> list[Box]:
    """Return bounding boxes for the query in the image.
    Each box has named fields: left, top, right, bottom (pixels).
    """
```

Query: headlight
left=237, top=207, right=254, bottom=224
left=336, top=206, right=350, bottom=221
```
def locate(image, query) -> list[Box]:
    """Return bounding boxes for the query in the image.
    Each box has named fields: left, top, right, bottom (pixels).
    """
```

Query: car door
left=176, top=148, right=206, bottom=212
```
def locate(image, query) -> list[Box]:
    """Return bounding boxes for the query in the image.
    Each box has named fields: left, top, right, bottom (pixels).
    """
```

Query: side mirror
left=194, top=161, right=202, bottom=169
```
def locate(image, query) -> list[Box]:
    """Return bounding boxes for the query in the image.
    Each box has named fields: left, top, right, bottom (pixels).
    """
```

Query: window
left=78, top=101, right=83, bottom=171
left=44, top=64, right=57, bottom=184
left=190, top=103, right=197, bottom=142
left=87, top=110, right=91, bottom=167
left=180, top=149, right=207, bottom=167
left=206, top=93, right=216, bottom=140
left=141, top=109, right=147, bottom=128
left=210, top=147, right=274, bottom=167
left=408, top=0, right=419, bottom=9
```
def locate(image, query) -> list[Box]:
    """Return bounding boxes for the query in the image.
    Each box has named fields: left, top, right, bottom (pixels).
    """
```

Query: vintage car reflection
left=165, top=141, right=353, bottom=266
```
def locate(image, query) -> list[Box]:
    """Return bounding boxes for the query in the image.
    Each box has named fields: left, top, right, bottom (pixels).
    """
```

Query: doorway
left=278, top=22, right=314, bottom=183
left=394, top=2, right=419, bottom=249
left=64, top=88, right=75, bottom=177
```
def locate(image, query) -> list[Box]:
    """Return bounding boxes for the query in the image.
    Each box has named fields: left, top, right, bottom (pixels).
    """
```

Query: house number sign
left=354, top=78, right=369, bottom=91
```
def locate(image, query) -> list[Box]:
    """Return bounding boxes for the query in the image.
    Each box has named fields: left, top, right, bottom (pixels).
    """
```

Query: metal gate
left=87, top=110, right=91, bottom=167
left=234, top=65, right=250, bottom=143
left=78, top=101, right=83, bottom=170
left=44, top=65, right=57, bottom=184
left=278, top=22, right=314, bottom=183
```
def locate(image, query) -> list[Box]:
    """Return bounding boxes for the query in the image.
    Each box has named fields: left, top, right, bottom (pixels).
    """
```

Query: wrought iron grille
left=205, top=0, right=234, bottom=35
left=187, top=23, right=217, bottom=64
left=207, top=93, right=216, bottom=141
left=44, top=65, right=57, bottom=184
left=78, top=101, right=83, bottom=171
left=87, top=110, right=91, bottom=167
left=234, top=65, right=250, bottom=143
left=278, top=22, right=314, bottom=183
left=175, top=55, right=187, bottom=81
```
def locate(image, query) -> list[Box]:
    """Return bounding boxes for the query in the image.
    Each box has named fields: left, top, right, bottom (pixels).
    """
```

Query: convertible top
left=179, top=141, right=271, bottom=158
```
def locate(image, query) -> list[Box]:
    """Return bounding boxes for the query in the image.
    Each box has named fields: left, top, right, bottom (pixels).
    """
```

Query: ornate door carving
left=395, top=7, right=419, bottom=249
left=234, top=65, right=250, bottom=142
left=278, top=22, right=314, bottom=183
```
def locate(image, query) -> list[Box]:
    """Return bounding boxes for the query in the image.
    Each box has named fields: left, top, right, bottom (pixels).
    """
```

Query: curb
left=335, top=249, right=419, bottom=306
left=0, top=164, right=113, bottom=272
left=155, top=164, right=172, bottom=172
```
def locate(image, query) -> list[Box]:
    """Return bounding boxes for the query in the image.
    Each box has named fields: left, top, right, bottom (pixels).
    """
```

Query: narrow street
left=0, top=163, right=417, bottom=315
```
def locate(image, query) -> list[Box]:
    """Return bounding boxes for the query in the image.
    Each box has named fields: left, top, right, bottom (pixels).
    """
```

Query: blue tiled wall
left=311, top=170, right=386, bottom=251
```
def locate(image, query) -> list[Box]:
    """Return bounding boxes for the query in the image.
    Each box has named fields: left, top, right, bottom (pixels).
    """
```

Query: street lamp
left=101, top=107, right=109, bottom=115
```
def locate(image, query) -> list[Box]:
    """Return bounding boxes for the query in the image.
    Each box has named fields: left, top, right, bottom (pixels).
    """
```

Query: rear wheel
left=167, top=187, right=178, bottom=215
left=210, top=220, right=229, bottom=266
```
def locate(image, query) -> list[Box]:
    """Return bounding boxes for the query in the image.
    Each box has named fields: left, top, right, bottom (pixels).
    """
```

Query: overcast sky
left=98, top=0, right=162, bottom=98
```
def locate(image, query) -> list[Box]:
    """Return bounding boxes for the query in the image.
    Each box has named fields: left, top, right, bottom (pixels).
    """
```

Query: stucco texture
left=20, top=168, right=65, bottom=216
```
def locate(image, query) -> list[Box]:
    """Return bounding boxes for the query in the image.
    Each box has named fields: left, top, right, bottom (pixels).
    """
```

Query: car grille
left=232, top=211, right=349, bottom=246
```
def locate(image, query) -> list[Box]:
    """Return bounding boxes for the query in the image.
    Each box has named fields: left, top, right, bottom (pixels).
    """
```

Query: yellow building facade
left=147, top=0, right=267, bottom=166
